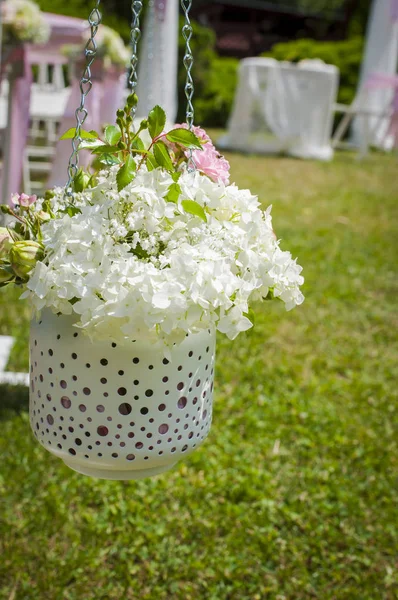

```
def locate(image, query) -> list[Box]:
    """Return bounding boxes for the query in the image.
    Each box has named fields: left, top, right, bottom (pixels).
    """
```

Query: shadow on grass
left=0, top=384, right=29, bottom=420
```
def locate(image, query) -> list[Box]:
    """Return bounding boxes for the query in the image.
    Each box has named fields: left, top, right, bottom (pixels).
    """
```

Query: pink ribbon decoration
left=365, top=72, right=398, bottom=89
left=0, top=46, right=33, bottom=203
left=155, top=0, right=167, bottom=21
left=391, top=0, right=398, bottom=20
left=365, top=72, right=398, bottom=148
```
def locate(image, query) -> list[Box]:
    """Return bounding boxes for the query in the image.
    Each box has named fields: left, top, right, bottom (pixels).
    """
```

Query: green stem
left=126, top=125, right=132, bottom=155
left=8, top=209, right=27, bottom=225
left=137, top=140, right=155, bottom=171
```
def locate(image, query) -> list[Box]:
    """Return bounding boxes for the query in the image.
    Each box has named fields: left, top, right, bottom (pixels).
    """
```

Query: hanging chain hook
left=128, top=0, right=144, bottom=121
left=181, top=0, right=195, bottom=171
left=65, top=1, right=102, bottom=199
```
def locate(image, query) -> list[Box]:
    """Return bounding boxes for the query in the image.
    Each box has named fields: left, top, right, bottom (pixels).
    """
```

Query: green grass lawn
left=0, top=151, right=397, bottom=599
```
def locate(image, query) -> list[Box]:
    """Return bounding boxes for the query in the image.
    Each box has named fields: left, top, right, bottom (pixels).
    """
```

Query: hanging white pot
left=29, top=310, right=216, bottom=480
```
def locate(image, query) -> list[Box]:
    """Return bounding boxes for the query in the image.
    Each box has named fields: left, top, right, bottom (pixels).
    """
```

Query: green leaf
left=165, top=183, right=181, bottom=203
left=153, top=141, right=173, bottom=172
left=171, top=171, right=181, bottom=183
left=104, top=125, right=122, bottom=146
left=91, top=145, right=121, bottom=155
left=79, top=139, right=105, bottom=150
left=264, top=287, right=275, bottom=301
left=181, top=200, right=207, bottom=222
left=166, top=128, right=203, bottom=150
left=131, top=137, right=146, bottom=151
left=60, top=127, right=99, bottom=141
left=130, top=242, right=150, bottom=260
left=146, top=153, right=158, bottom=172
left=148, top=105, right=166, bottom=139
left=93, top=154, right=121, bottom=169
left=61, top=205, right=82, bottom=217
left=0, top=280, right=16, bottom=288
left=116, top=155, right=136, bottom=192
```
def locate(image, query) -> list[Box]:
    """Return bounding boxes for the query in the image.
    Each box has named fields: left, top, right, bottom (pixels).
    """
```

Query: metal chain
left=181, top=0, right=195, bottom=171
left=128, top=0, right=143, bottom=120
left=65, top=1, right=102, bottom=197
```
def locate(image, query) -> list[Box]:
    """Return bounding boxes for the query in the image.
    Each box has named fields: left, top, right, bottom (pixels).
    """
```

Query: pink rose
left=11, top=193, right=37, bottom=207
left=192, top=144, right=230, bottom=185
left=188, top=124, right=212, bottom=144
left=174, top=123, right=230, bottom=185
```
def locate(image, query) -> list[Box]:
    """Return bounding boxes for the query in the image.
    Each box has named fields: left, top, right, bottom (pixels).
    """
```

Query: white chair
left=332, top=85, right=395, bottom=157
left=0, top=58, right=71, bottom=196
left=333, top=0, right=398, bottom=156
left=24, top=60, right=72, bottom=195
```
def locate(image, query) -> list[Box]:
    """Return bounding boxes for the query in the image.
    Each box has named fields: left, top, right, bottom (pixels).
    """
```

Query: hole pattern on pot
left=29, top=317, right=215, bottom=469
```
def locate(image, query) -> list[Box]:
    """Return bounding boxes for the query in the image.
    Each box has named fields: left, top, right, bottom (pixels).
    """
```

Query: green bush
left=193, top=57, right=239, bottom=128
left=263, top=36, right=364, bottom=106
left=35, top=0, right=131, bottom=41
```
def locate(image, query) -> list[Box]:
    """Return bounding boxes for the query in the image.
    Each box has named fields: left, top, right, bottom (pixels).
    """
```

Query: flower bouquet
left=0, top=95, right=304, bottom=479
left=1, top=0, right=50, bottom=46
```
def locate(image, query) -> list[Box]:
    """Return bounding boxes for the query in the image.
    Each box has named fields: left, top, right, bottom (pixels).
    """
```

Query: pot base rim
left=62, top=459, right=178, bottom=480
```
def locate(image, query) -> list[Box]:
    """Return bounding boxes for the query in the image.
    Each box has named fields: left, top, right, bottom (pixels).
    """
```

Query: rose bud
left=126, top=92, right=138, bottom=107
left=10, top=240, right=44, bottom=279
left=0, top=227, right=13, bottom=257
left=36, top=211, right=51, bottom=223
left=0, top=204, right=13, bottom=215
left=73, top=169, right=91, bottom=193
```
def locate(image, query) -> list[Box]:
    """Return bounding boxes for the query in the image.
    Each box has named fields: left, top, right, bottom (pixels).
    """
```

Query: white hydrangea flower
left=23, top=167, right=304, bottom=345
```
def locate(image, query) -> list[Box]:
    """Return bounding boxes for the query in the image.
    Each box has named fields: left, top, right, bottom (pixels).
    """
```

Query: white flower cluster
left=2, top=0, right=50, bottom=44
left=97, top=26, right=130, bottom=68
left=24, top=167, right=304, bottom=345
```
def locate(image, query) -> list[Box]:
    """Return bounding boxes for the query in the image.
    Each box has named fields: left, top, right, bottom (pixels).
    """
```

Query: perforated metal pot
left=29, top=310, right=216, bottom=480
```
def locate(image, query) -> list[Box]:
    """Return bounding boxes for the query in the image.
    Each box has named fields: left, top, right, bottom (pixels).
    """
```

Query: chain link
left=181, top=0, right=195, bottom=171
left=65, top=1, right=102, bottom=198
left=128, top=0, right=143, bottom=121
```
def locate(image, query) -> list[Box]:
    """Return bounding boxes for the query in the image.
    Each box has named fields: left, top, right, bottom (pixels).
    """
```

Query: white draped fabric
left=352, top=0, right=398, bottom=150
left=136, top=0, right=179, bottom=122
left=218, top=58, right=339, bottom=160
